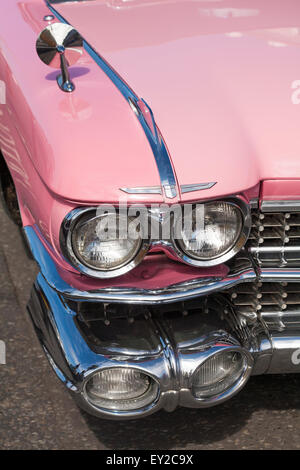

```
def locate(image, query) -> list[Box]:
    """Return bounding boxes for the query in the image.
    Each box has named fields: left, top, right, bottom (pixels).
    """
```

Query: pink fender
left=0, top=0, right=299, bottom=289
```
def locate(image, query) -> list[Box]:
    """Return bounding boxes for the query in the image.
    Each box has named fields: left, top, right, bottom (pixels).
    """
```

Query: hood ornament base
left=120, top=182, right=217, bottom=196
left=180, top=182, right=217, bottom=194
left=120, top=186, right=162, bottom=195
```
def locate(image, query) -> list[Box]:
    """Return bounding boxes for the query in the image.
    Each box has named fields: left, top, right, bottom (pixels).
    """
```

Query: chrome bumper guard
left=28, top=273, right=256, bottom=419
left=25, top=227, right=300, bottom=419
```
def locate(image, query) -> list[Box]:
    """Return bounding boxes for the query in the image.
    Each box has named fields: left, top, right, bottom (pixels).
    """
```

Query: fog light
left=193, top=350, right=248, bottom=400
left=85, top=368, right=159, bottom=411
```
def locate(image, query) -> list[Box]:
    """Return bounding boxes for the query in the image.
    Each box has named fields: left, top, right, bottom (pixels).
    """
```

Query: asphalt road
left=1, top=206, right=300, bottom=450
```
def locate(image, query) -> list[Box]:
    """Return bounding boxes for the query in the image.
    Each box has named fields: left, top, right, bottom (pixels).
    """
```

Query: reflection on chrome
left=36, top=23, right=83, bottom=92
left=25, top=222, right=300, bottom=419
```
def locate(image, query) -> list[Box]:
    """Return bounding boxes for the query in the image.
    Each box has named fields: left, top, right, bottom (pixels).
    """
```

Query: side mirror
left=36, top=23, right=83, bottom=93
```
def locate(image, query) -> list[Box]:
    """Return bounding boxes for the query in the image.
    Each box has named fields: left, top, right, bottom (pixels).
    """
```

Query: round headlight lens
left=72, top=212, right=142, bottom=271
left=85, top=368, right=159, bottom=411
left=193, top=350, right=246, bottom=399
left=175, top=201, right=243, bottom=261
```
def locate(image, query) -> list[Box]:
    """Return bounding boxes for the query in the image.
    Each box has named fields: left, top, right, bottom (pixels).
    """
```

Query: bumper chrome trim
left=24, top=226, right=258, bottom=304
left=27, top=275, right=253, bottom=419
left=27, top=269, right=300, bottom=419
left=25, top=226, right=300, bottom=419
left=24, top=226, right=300, bottom=304
left=27, top=275, right=169, bottom=419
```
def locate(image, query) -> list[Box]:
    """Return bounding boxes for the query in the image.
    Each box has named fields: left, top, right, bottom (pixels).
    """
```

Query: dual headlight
left=172, top=201, right=244, bottom=265
left=72, top=212, right=144, bottom=271
left=60, top=199, right=250, bottom=278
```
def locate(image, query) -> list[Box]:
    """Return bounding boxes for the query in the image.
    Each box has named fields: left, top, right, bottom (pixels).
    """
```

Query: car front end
left=26, top=188, right=300, bottom=419
left=2, top=0, right=300, bottom=420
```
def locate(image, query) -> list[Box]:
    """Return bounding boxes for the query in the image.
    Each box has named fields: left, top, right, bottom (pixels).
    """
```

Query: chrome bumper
left=28, top=273, right=256, bottom=419
left=25, top=226, right=300, bottom=419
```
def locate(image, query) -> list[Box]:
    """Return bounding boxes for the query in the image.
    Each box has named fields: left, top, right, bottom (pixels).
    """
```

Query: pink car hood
left=51, top=0, right=300, bottom=202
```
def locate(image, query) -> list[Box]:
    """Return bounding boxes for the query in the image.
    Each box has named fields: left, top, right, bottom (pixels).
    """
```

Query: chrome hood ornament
left=120, top=182, right=217, bottom=195
left=36, top=23, right=83, bottom=92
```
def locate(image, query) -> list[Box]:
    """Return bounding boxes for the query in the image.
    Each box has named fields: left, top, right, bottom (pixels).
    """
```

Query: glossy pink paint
left=57, top=253, right=229, bottom=292
left=261, top=180, right=300, bottom=201
left=0, top=0, right=299, bottom=290
left=54, top=0, right=300, bottom=202
left=0, top=0, right=164, bottom=205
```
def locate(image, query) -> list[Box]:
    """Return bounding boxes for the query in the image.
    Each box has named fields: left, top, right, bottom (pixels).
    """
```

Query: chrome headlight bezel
left=60, top=198, right=251, bottom=278
left=190, top=345, right=253, bottom=405
left=60, top=207, right=151, bottom=279
left=170, top=198, right=251, bottom=267
left=83, top=366, right=160, bottom=414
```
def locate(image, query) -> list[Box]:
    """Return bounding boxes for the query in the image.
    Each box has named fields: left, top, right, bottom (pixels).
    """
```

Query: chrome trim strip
left=250, top=245, right=300, bottom=254
left=261, top=200, right=300, bottom=212
left=28, top=218, right=300, bottom=304
left=45, top=1, right=178, bottom=199
left=120, top=186, right=162, bottom=195
left=25, top=225, right=257, bottom=303
left=129, top=98, right=177, bottom=199
left=250, top=198, right=259, bottom=209
left=180, top=183, right=216, bottom=194
left=260, top=268, right=300, bottom=282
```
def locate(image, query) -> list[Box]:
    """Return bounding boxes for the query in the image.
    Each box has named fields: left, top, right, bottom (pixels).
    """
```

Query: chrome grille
left=229, top=282, right=300, bottom=331
left=249, top=210, right=300, bottom=267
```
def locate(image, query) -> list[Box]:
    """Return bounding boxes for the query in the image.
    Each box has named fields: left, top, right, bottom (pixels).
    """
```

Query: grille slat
left=229, top=282, right=300, bottom=330
left=249, top=209, right=300, bottom=267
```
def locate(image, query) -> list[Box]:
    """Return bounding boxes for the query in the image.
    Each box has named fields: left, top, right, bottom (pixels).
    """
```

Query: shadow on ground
left=81, top=373, right=300, bottom=449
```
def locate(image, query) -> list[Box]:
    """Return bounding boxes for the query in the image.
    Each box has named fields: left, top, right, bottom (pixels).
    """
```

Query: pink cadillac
left=1, top=0, right=300, bottom=420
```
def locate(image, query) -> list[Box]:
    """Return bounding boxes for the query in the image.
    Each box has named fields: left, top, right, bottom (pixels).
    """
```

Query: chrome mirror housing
left=36, top=23, right=83, bottom=93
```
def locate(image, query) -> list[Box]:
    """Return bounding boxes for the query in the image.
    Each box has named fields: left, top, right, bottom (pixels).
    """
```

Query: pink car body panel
left=1, top=0, right=168, bottom=204
left=55, top=0, right=300, bottom=202
left=0, top=0, right=300, bottom=290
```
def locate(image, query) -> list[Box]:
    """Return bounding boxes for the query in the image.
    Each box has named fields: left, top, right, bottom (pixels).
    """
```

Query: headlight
left=85, top=368, right=159, bottom=412
left=173, top=200, right=248, bottom=266
left=72, top=212, right=142, bottom=270
left=192, top=351, right=246, bottom=399
left=61, top=208, right=150, bottom=278
left=192, top=348, right=252, bottom=402
left=61, top=198, right=250, bottom=277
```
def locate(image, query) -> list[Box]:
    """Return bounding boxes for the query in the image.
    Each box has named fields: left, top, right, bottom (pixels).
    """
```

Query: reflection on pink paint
left=59, top=95, right=92, bottom=121
left=0, top=121, right=30, bottom=190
